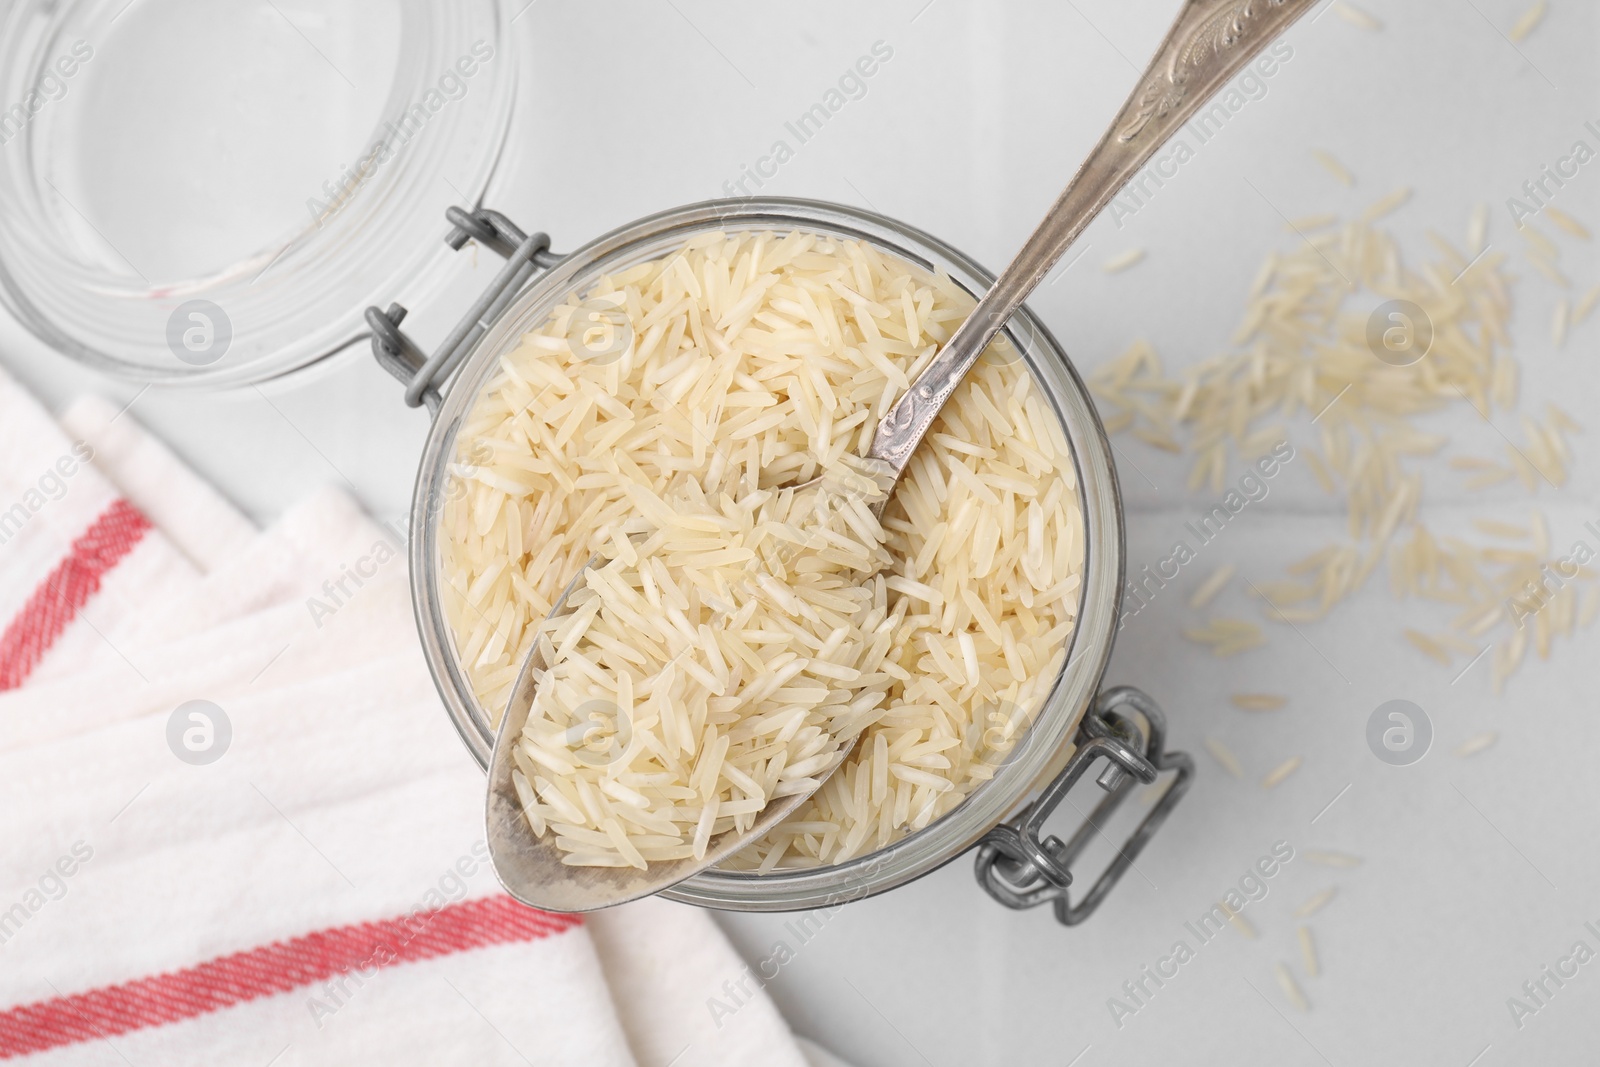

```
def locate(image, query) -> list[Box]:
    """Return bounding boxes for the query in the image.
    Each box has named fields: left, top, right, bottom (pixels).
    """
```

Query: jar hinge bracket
left=365, top=207, right=562, bottom=414
left=974, top=686, right=1193, bottom=926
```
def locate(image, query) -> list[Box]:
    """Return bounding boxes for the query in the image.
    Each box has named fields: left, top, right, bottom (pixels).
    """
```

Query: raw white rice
left=1304, top=850, right=1362, bottom=868
left=1334, top=3, right=1381, bottom=31
left=1184, top=617, right=1266, bottom=657
left=1103, top=248, right=1145, bottom=274
left=1311, top=150, right=1355, bottom=188
left=1277, top=962, right=1311, bottom=1011
left=1204, top=737, right=1243, bottom=778
left=1575, top=283, right=1600, bottom=326
left=1261, top=756, right=1302, bottom=789
left=1544, top=205, right=1589, bottom=240
left=1295, top=887, right=1337, bottom=918
left=440, top=230, right=1085, bottom=870
left=1362, top=186, right=1411, bottom=223
left=1091, top=199, right=1592, bottom=693
left=1521, top=221, right=1560, bottom=260
left=514, top=468, right=894, bottom=867
left=1220, top=900, right=1256, bottom=939
left=1298, top=926, right=1320, bottom=978
left=1468, top=203, right=1488, bottom=254
left=1509, top=0, right=1547, bottom=42
left=1189, top=564, right=1235, bottom=609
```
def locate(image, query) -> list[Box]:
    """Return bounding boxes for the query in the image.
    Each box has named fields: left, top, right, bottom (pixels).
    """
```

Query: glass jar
left=396, top=197, right=1193, bottom=923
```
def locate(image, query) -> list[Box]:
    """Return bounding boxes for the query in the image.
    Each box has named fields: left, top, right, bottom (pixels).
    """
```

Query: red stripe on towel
left=0, top=895, right=581, bottom=1058
left=0, top=499, right=151, bottom=691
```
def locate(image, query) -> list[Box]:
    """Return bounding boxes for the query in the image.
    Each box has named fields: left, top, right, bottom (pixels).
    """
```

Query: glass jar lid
left=0, top=0, right=516, bottom=385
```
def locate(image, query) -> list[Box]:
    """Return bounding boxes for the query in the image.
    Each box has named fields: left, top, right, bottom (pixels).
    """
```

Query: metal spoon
left=857, top=0, right=1320, bottom=499
left=488, top=0, right=1320, bottom=911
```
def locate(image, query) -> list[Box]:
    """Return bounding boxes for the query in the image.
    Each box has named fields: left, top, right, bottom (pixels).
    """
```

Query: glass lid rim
left=0, top=0, right=519, bottom=387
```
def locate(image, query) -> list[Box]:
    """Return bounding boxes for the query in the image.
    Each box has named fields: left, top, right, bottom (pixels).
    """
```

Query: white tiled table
left=5, top=1, right=1597, bottom=1063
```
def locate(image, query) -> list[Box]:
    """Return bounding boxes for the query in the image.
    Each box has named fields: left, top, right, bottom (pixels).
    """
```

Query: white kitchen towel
left=58, top=393, right=257, bottom=575
left=0, top=370, right=204, bottom=690
left=0, top=377, right=845, bottom=1067
left=589, top=897, right=813, bottom=1067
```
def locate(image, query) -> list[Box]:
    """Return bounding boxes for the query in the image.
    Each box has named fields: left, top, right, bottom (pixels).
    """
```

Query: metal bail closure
left=974, top=686, right=1193, bottom=926
left=367, top=206, right=562, bottom=414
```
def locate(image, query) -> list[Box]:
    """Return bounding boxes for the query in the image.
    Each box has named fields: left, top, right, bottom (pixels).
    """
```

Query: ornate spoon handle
left=868, top=0, right=1319, bottom=474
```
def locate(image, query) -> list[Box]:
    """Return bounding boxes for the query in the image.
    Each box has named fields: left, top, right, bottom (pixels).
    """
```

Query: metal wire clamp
left=974, top=686, right=1193, bottom=926
left=366, top=207, right=562, bottom=414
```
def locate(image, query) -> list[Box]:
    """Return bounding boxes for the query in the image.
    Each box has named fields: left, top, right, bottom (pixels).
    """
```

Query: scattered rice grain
left=1468, top=204, right=1489, bottom=254
left=1104, top=248, right=1146, bottom=274
left=1305, top=850, right=1362, bottom=869
left=1295, top=887, right=1338, bottom=918
left=1232, top=693, right=1287, bottom=712
left=1205, top=738, right=1243, bottom=779
left=1362, top=187, right=1411, bottom=223
left=1311, top=150, right=1355, bottom=187
left=1334, top=2, right=1381, bottom=30
left=1276, top=962, right=1311, bottom=1011
left=1261, top=756, right=1302, bottom=789
left=1190, top=564, right=1236, bottom=609
left=1574, top=283, right=1600, bottom=326
left=1299, top=926, right=1320, bottom=978
left=1509, top=0, right=1547, bottom=41
left=1546, top=206, right=1589, bottom=240
left=1404, top=629, right=1452, bottom=665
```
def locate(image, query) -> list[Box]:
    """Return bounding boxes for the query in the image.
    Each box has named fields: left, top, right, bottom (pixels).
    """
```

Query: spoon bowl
left=486, top=557, right=860, bottom=912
